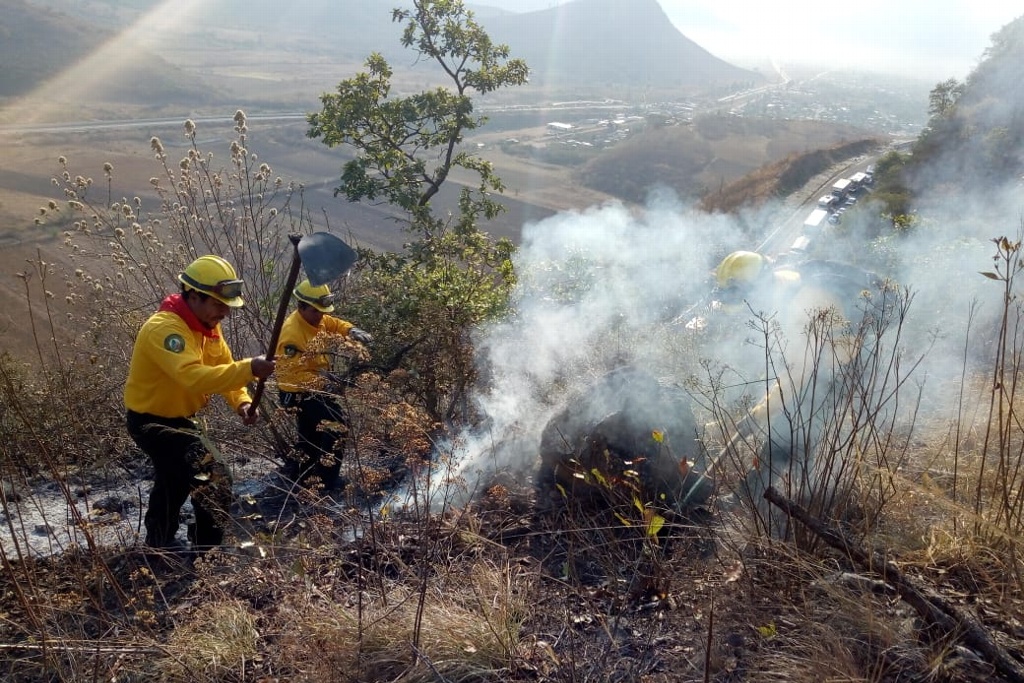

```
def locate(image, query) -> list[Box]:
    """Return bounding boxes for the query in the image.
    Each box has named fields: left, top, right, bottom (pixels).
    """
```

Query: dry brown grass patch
left=159, top=600, right=260, bottom=681
left=271, top=560, right=531, bottom=682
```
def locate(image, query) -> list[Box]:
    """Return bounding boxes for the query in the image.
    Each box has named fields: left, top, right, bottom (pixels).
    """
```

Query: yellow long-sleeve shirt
left=275, top=310, right=354, bottom=392
left=124, top=308, right=254, bottom=418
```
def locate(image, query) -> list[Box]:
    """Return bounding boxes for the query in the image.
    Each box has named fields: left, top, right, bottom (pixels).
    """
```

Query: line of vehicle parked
left=782, top=165, right=875, bottom=258
left=821, top=168, right=873, bottom=223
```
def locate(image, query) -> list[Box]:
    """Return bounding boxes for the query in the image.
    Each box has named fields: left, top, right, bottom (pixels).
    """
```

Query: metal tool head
left=297, top=232, right=358, bottom=286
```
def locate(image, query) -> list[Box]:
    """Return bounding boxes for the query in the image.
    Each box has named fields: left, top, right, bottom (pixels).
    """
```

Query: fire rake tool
left=247, top=232, right=357, bottom=416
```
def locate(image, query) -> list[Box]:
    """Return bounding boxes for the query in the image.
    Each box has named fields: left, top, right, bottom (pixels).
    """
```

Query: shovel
left=247, top=232, right=357, bottom=416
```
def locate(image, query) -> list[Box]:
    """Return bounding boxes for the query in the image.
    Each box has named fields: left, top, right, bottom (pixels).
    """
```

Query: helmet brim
left=211, top=293, right=245, bottom=308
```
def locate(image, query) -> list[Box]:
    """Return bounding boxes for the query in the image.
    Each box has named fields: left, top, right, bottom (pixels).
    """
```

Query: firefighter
left=710, top=250, right=888, bottom=502
left=275, top=279, right=372, bottom=491
left=125, top=255, right=275, bottom=553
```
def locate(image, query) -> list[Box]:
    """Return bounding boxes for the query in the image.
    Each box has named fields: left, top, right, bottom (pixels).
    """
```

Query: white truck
left=831, top=178, right=853, bottom=198
left=803, top=208, right=829, bottom=233
left=849, top=171, right=870, bottom=191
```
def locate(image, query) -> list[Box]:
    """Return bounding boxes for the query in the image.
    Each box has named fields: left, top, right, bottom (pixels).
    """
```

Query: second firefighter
left=276, top=279, right=373, bottom=490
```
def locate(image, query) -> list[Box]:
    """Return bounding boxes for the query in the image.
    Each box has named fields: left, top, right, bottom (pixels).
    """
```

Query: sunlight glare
left=0, top=0, right=204, bottom=125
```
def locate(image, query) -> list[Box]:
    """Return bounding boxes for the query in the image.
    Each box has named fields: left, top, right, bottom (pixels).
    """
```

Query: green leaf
left=646, top=513, right=665, bottom=538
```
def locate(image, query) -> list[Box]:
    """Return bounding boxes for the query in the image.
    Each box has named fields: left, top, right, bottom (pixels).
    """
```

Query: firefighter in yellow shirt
left=708, top=251, right=887, bottom=503
left=276, top=279, right=372, bottom=491
left=124, top=255, right=275, bottom=552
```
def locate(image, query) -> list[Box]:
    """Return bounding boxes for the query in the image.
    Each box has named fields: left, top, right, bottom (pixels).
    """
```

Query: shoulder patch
left=164, top=333, right=186, bottom=353
left=283, top=344, right=300, bottom=357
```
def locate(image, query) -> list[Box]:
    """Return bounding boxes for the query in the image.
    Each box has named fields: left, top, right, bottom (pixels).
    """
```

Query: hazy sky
left=476, top=0, right=1022, bottom=81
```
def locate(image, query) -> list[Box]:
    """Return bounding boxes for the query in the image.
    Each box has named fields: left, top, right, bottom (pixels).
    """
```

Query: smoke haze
left=446, top=161, right=1024, bottom=502
left=444, top=192, right=771, bottom=495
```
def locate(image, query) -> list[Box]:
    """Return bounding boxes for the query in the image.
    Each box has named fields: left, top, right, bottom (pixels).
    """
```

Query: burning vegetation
left=3, top=4, right=1024, bottom=683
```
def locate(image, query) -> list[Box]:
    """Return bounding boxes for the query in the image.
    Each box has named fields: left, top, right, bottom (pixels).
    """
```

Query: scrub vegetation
left=1, top=3, right=1023, bottom=682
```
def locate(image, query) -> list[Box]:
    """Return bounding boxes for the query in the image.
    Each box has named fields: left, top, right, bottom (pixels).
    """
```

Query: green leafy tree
left=927, top=78, right=963, bottom=119
left=868, top=150, right=912, bottom=227
left=308, top=0, right=528, bottom=426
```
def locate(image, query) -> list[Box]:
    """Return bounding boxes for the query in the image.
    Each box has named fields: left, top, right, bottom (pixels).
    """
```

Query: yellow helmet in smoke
left=715, top=251, right=768, bottom=290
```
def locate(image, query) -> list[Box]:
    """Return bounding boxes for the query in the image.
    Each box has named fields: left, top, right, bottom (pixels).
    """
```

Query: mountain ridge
left=483, top=0, right=762, bottom=90
left=2, top=0, right=763, bottom=102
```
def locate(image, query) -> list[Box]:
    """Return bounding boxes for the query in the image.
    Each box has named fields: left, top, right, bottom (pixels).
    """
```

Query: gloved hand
left=348, top=328, right=373, bottom=344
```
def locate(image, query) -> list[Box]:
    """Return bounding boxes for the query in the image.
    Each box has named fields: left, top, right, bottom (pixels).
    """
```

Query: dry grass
left=700, top=138, right=883, bottom=214
left=578, top=118, right=879, bottom=207
left=160, top=600, right=260, bottom=681
left=270, top=560, right=530, bottom=683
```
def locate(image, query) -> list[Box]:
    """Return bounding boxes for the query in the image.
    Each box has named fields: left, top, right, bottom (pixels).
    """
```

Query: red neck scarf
left=158, top=293, right=219, bottom=339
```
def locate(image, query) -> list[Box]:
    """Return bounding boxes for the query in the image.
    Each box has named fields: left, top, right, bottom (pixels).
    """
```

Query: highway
left=757, top=154, right=880, bottom=259
left=0, top=113, right=308, bottom=136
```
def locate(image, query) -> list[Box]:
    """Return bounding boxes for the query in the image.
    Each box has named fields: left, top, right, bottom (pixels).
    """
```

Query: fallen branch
left=764, top=486, right=1024, bottom=683
left=0, top=641, right=162, bottom=655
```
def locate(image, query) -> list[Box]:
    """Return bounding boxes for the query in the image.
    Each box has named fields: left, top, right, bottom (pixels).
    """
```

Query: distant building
left=547, top=122, right=573, bottom=134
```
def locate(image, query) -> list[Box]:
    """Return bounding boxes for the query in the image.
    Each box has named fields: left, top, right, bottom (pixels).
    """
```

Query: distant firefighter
left=707, top=250, right=895, bottom=508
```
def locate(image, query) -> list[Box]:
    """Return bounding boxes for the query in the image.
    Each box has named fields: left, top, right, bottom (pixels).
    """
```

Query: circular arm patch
left=164, top=334, right=185, bottom=353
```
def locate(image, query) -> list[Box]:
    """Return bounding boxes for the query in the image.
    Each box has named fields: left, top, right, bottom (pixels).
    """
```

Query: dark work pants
left=126, top=410, right=233, bottom=549
left=279, top=391, right=347, bottom=490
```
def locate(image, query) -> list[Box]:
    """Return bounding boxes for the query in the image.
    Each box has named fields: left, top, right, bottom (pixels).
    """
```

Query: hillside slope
left=578, top=117, right=877, bottom=205
left=906, top=15, right=1024, bottom=200
left=0, top=0, right=212, bottom=107
left=17, top=0, right=760, bottom=95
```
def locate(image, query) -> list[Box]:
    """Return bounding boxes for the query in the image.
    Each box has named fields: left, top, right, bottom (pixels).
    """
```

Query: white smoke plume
left=437, top=189, right=764, bottom=500
left=436, top=178, right=1024, bottom=507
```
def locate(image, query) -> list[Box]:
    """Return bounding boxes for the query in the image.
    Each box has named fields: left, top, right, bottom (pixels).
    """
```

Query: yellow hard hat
left=715, top=251, right=768, bottom=290
left=179, top=255, right=245, bottom=308
left=294, top=279, right=335, bottom=312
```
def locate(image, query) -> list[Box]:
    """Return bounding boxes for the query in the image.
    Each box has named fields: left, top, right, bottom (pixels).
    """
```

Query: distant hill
left=16, top=0, right=761, bottom=97
left=0, top=0, right=212, bottom=104
left=0, top=0, right=108, bottom=97
left=481, top=0, right=763, bottom=91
